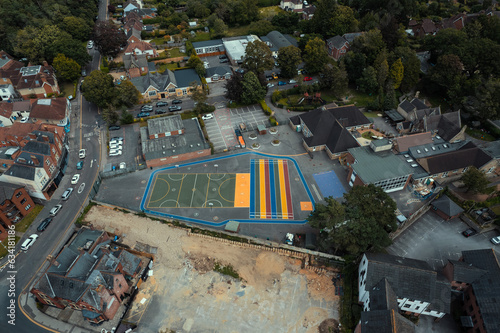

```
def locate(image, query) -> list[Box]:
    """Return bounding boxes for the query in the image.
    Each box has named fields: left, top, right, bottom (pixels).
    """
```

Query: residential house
left=0, top=83, right=16, bottom=101
left=123, top=0, right=140, bottom=16
left=11, top=100, right=30, bottom=121
left=260, top=31, right=298, bottom=58
left=130, top=69, right=201, bottom=100
left=0, top=122, right=64, bottom=148
left=442, top=249, right=500, bottom=333
left=0, top=128, right=66, bottom=200
left=302, top=4, right=316, bottom=20
left=123, top=12, right=144, bottom=34
left=31, top=228, right=148, bottom=325
left=140, top=116, right=210, bottom=167
left=346, top=140, right=415, bottom=192
left=431, top=195, right=464, bottom=221
left=280, top=0, right=303, bottom=12
left=123, top=54, right=155, bottom=78
left=130, top=7, right=157, bottom=19
left=205, top=66, right=232, bottom=83
left=359, top=253, right=451, bottom=319
left=29, top=98, right=70, bottom=127
left=355, top=278, right=416, bottom=333
left=0, top=100, right=31, bottom=127
left=126, top=28, right=142, bottom=43
left=123, top=41, right=158, bottom=58
left=0, top=183, right=35, bottom=241
left=0, top=147, right=19, bottom=170
left=396, top=98, right=440, bottom=122
left=192, top=39, right=225, bottom=58
left=326, top=32, right=363, bottom=61
left=289, top=104, right=370, bottom=159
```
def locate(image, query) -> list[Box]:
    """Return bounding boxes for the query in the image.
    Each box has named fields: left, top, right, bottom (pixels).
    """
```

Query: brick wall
left=145, top=148, right=211, bottom=168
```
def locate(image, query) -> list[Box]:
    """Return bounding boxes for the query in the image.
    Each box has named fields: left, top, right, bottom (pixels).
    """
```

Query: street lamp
left=214, top=164, right=218, bottom=174
left=209, top=202, right=213, bottom=211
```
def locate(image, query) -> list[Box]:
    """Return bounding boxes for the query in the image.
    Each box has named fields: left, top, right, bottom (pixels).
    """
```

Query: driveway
left=388, top=211, right=500, bottom=270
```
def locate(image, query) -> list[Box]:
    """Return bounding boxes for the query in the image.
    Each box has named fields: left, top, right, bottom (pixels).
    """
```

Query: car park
left=491, top=236, right=500, bottom=244
left=76, top=161, right=84, bottom=170
left=278, top=81, right=287, bottom=86
left=155, top=109, right=167, bottom=115
left=462, top=228, right=477, bottom=237
left=21, top=234, right=39, bottom=251
left=110, top=137, right=123, bottom=142
left=109, top=125, right=121, bottom=131
left=172, top=99, right=182, bottom=104
left=62, top=188, right=73, bottom=200
left=79, top=149, right=86, bottom=158
left=303, top=76, right=313, bottom=81
left=37, top=218, right=52, bottom=232
left=202, top=113, right=214, bottom=120
left=109, top=142, right=122, bottom=150
left=109, top=149, right=122, bottom=156
left=71, top=174, right=80, bottom=184
left=156, top=101, right=168, bottom=107
left=136, top=112, right=150, bottom=118
left=50, top=204, right=63, bottom=216
left=169, top=105, right=182, bottom=112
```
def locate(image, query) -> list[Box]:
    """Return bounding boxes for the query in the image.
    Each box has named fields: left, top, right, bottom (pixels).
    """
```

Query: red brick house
left=0, top=183, right=35, bottom=241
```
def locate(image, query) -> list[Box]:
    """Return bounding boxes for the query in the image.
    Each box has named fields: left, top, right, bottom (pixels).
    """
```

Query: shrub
left=269, top=116, right=277, bottom=126
left=259, top=100, right=272, bottom=115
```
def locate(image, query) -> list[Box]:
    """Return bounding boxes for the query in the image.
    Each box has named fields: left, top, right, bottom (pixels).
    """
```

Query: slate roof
left=361, top=309, right=416, bottom=333
left=0, top=182, right=21, bottom=203
left=447, top=260, right=487, bottom=283
left=348, top=146, right=414, bottom=184
left=461, top=249, right=500, bottom=332
left=116, top=249, right=142, bottom=276
left=37, top=273, right=89, bottom=302
left=342, top=32, right=364, bottom=43
left=130, top=70, right=176, bottom=94
left=325, top=104, right=371, bottom=128
left=0, top=51, right=14, bottom=68
left=126, top=28, right=142, bottom=41
left=395, top=132, right=433, bottom=153
left=205, top=66, right=232, bottom=77
left=23, top=140, right=50, bottom=155
left=48, top=246, right=80, bottom=275
left=123, top=53, right=148, bottom=71
left=192, top=39, right=224, bottom=48
left=327, top=35, right=348, bottom=49
left=264, top=31, right=298, bottom=51
left=482, top=140, right=500, bottom=159
left=431, top=195, right=464, bottom=217
left=424, top=111, right=461, bottom=141
left=67, top=252, right=98, bottom=280
left=173, top=68, right=201, bottom=88
left=399, top=99, right=416, bottom=113
left=4, top=164, right=36, bottom=180
left=365, top=253, right=451, bottom=314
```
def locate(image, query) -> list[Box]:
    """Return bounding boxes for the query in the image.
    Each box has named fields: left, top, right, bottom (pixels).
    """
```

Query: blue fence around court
left=140, top=152, right=315, bottom=227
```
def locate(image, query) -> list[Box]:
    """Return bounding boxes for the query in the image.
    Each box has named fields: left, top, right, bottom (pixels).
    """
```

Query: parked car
left=462, top=228, right=477, bottom=237
left=20, top=117, right=29, bottom=123
left=169, top=105, right=182, bottom=112
left=303, top=76, right=313, bottom=81
left=21, top=234, right=38, bottom=251
left=219, top=55, right=227, bottom=59
left=289, top=79, right=297, bottom=84
left=136, top=112, right=150, bottom=118
left=267, top=83, right=275, bottom=88
left=220, top=58, right=229, bottom=63
left=202, top=113, right=214, bottom=120
left=272, top=72, right=278, bottom=79
left=491, top=236, right=500, bottom=244
left=79, top=149, right=86, bottom=158
left=61, top=188, right=73, bottom=201
left=235, top=68, right=245, bottom=74
left=87, top=41, right=94, bottom=49
left=155, top=109, right=167, bottom=114
left=109, top=149, right=122, bottom=157
left=71, top=174, right=80, bottom=184
left=37, top=218, right=53, bottom=232
left=172, top=99, right=182, bottom=104
left=266, top=75, right=273, bottom=81
left=109, top=142, right=122, bottom=150
left=110, top=137, right=123, bottom=142
left=81, top=69, right=87, bottom=77
left=119, top=162, right=126, bottom=169
left=109, top=125, right=121, bottom=131
left=76, top=161, right=84, bottom=170
left=141, top=105, right=153, bottom=111
left=278, top=81, right=287, bottom=86
left=156, top=101, right=168, bottom=107
left=50, top=204, right=63, bottom=216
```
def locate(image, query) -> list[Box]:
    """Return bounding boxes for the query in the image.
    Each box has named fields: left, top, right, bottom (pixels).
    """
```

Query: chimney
left=30, top=155, right=38, bottom=165
left=42, top=135, right=49, bottom=142
left=28, top=133, right=36, bottom=140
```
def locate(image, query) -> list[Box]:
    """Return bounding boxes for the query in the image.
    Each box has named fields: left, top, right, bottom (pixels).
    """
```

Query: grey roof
left=399, top=99, right=415, bottom=113
left=23, top=140, right=50, bottom=155
left=424, top=111, right=461, bottom=141
left=81, top=288, right=101, bottom=310
left=192, top=39, right=224, bottom=48
left=147, top=115, right=183, bottom=137
left=327, top=35, right=348, bottom=49
left=141, top=117, right=209, bottom=161
left=395, top=132, right=435, bottom=153
left=48, top=246, right=80, bottom=275
left=67, top=252, right=98, bottom=280
left=461, top=249, right=500, bottom=332
left=32, top=130, right=55, bottom=144
left=483, top=140, right=500, bottom=158
left=68, top=228, right=106, bottom=253
left=447, top=260, right=487, bottom=283
left=0, top=182, right=20, bottom=203
left=385, top=109, right=405, bottom=122
left=0, top=55, right=12, bottom=68
left=408, top=139, right=461, bottom=159
left=205, top=66, right=232, bottom=77
left=4, top=164, right=36, bottom=180
left=342, top=32, right=364, bottom=43
left=365, top=253, right=451, bottom=314
left=348, top=146, right=415, bottom=184
left=410, top=98, right=428, bottom=110
left=263, top=31, right=297, bottom=52
left=16, top=151, right=43, bottom=167
left=94, top=253, right=120, bottom=272
left=130, top=70, right=176, bottom=93
left=115, top=249, right=142, bottom=276
left=431, top=195, right=464, bottom=217
left=148, top=61, right=156, bottom=73
left=370, top=278, right=399, bottom=311
left=326, top=105, right=371, bottom=128
left=361, top=309, right=416, bottom=333
left=173, top=68, right=201, bottom=88
left=36, top=273, right=89, bottom=302
left=123, top=53, right=148, bottom=71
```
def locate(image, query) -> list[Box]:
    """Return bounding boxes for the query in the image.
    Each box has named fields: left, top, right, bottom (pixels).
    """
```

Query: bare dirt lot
left=84, top=206, right=340, bottom=333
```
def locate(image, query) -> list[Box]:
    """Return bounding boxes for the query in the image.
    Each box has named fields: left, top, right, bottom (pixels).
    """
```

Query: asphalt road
left=0, top=3, right=107, bottom=332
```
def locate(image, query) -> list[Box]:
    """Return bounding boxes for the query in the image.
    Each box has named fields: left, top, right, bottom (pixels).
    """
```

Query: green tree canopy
left=461, top=166, right=489, bottom=193
left=60, top=16, right=92, bottom=41
left=242, top=40, right=274, bottom=74
left=311, top=0, right=358, bottom=38
left=52, top=54, right=81, bottom=82
left=93, top=21, right=127, bottom=57
left=82, top=70, right=116, bottom=108
left=241, top=71, right=266, bottom=105
left=319, top=63, right=348, bottom=98
left=277, top=45, right=302, bottom=79
left=357, top=66, right=378, bottom=94
left=15, top=25, right=73, bottom=64
left=389, top=58, right=404, bottom=89
left=114, top=80, right=141, bottom=108
left=303, top=37, right=329, bottom=74
left=225, top=73, right=244, bottom=103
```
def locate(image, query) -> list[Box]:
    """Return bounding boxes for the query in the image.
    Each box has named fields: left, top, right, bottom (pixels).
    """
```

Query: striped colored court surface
left=250, top=159, right=293, bottom=219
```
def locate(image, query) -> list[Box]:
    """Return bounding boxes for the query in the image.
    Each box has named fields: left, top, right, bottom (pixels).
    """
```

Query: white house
left=0, top=84, right=16, bottom=101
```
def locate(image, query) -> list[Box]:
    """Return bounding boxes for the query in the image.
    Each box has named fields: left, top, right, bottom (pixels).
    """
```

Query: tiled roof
left=124, top=41, right=155, bottom=54
left=130, top=70, right=176, bottom=93
left=37, top=273, right=89, bottom=302
left=0, top=102, right=13, bottom=118
left=395, top=132, right=433, bottom=153
left=30, top=98, right=67, bottom=120
left=3, top=164, right=36, bottom=180
left=327, top=35, right=348, bottom=50
left=431, top=195, right=464, bottom=217
left=173, top=68, right=201, bottom=88
left=205, top=65, right=232, bottom=77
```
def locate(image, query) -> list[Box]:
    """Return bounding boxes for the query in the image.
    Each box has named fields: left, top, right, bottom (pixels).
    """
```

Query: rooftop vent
left=443, top=144, right=448, bottom=148
left=411, top=164, right=418, bottom=168
left=436, top=135, right=441, bottom=140
left=432, top=146, right=436, bottom=151
left=416, top=149, right=421, bottom=154
left=424, top=148, right=429, bottom=152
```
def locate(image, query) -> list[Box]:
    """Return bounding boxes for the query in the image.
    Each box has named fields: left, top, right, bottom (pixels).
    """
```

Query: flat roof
left=147, top=115, right=183, bottom=137
left=223, top=35, right=259, bottom=62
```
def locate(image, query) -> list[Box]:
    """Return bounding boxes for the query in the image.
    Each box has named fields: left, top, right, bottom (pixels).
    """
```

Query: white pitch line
left=311, top=184, right=322, bottom=201
left=190, top=174, right=198, bottom=207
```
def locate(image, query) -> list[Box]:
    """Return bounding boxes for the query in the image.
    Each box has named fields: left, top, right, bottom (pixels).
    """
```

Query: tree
left=81, top=71, right=116, bottom=108
left=225, top=73, right=244, bottom=103
left=394, top=47, right=421, bottom=93
left=271, top=12, right=300, bottom=34
left=461, top=167, right=489, bottom=193
left=248, top=20, right=275, bottom=36
left=114, top=80, right=141, bottom=107
left=389, top=58, right=404, bottom=89
left=320, top=63, right=348, bottom=97
left=343, top=52, right=367, bottom=84
left=60, top=16, right=92, bottom=41
left=242, top=40, right=274, bottom=74
left=310, top=0, right=358, bottom=38
left=190, top=82, right=207, bottom=104
left=277, top=45, right=302, bottom=79
left=429, top=54, right=465, bottom=99
left=382, top=84, right=397, bottom=110
left=187, top=55, right=205, bottom=76
left=241, top=71, right=266, bottom=105
left=307, top=197, right=345, bottom=250
left=357, top=66, right=379, bottom=94
left=350, top=29, right=386, bottom=65
left=374, top=51, right=389, bottom=89
left=15, top=25, right=73, bottom=64
left=120, top=109, right=134, bottom=124
left=211, top=18, right=228, bottom=38
left=93, top=21, right=127, bottom=57
left=102, top=105, right=119, bottom=125
left=52, top=54, right=81, bottom=82
left=303, top=37, right=329, bottom=74
left=475, top=78, right=500, bottom=120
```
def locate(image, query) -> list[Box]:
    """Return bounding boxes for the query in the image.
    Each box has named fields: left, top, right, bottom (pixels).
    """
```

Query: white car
left=267, top=83, right=275, bottom=88
left=50, top=204, right=63, bottom=216
left=491, top=236, right=500, bottom=245
left=119, top=162, right=126, bottom=169
left=109, top=149, right=122, bottom=157
left=202, top=113, right=214, bottom=120
left=79, top=149, right=86, bottom=158
left=20, top=117, right=29, bottom=123
left=21, top=234, right=38, bottom=251
left=109, top=142, right=122, bottom=150
left=71, top=174, right=80, bottom=184
left=289, top=79, right=297, bottom=84
left=87, top=41, right=94, bottom=49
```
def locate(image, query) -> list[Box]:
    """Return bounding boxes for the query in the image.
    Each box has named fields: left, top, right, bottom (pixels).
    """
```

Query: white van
left=62, top=188, right=73, bottom=200
left=21, top=234, right=38, bottom=251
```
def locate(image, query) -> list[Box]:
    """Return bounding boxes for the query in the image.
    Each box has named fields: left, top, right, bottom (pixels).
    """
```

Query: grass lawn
left=466, top=128, right=496, bottom=141
left=424, top=94, right=452, bottom=111
left=15, top=205, right=44, bottom=233
left=151, top=37, right=166, bottom=45
left=226, top=25, right=252, bottom=37
left=158, top=62, right=182, bottom=72
left=166, top=47, right=184, bottom=58
left=61, top=81, right=75, bottom=98
left=361, top=131, right=375, bottom=140
left=347, top=89, right=376, bottom=107
left=181, top=111, right=197, bottom=119
left=0, top=236, right=20, bottom=260
left=190, top=32, right=211, bottom=42
left=259, top=6, right=283, bottom=19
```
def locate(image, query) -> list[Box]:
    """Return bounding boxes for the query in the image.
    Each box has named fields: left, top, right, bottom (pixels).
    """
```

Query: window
left=148, top=91, right=157, bottom=96
left=20, top=198, right=26, bottom=204
left=25, top=204, right=31, bottom=211
left=45, top=159, right=50, bottom=166
left=16, top=191, right=22, bottom=198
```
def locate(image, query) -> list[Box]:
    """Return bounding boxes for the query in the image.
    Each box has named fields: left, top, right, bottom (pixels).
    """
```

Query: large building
left=140, top=115, right=210, bottom=167
left=0, top=183, right=35, bottom=241
left=130, top=69, right=201, bottom=100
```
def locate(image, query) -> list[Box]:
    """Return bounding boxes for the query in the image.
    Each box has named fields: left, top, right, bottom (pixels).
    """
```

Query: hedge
left=259, top=100, right=272, bottom=116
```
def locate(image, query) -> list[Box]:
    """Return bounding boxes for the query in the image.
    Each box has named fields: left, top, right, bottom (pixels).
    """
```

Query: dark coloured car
left=37, top=217, right=53, bottom=232
left=220, top=58, right=229, bottom=63
left=155, top=109, right=167, bottom=114
left=168, top=105, right=182, bottom=112
left=109, top=125, right=121, bottom=131
left=156, top=101, right=168, bottom=107
left=219, top=55, right=227, bottom=59
left=136, top=112, right=150, bottom=118
left=462, top=228, right=477, bottom=237
left=172, top=99, right=182, bottom=104
left=76, top=161, right=84, bottom=170
left=278, top=81, right=287, bottom=86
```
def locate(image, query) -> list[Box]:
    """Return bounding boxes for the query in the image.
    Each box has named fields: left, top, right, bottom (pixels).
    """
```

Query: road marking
left=78, top=183, right=85, bottom=194
left=311, top=184, right=322, bottom=201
